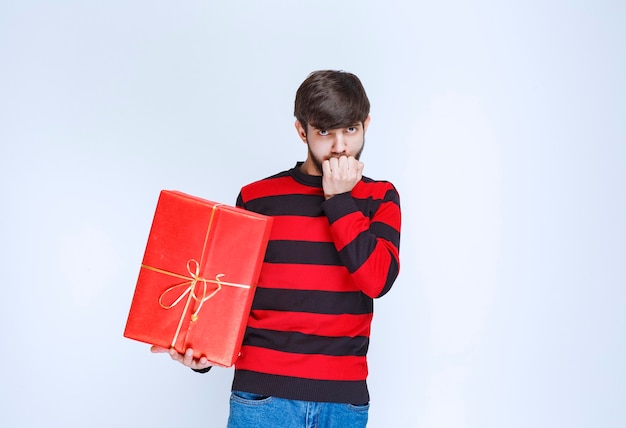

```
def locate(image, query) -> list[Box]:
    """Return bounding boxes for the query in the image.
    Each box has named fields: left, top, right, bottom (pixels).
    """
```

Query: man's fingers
left=151, top=346, right=212, bottom=370
left=322, top=159, right=332, bottom=176
left=183, top=348, right=194, bottom=366
left=168, top=347, right=181, bottom=362
left=325, top=156, right=355, bottom=174
left=326, top=157, right=340, bottom=174
left=337, top=155, right=348, bottom=170
left=356, top=161, right=364, bottom=178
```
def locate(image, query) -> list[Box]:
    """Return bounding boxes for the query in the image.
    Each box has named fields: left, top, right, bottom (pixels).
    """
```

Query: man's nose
left=332, top=134, right=347, bottom=153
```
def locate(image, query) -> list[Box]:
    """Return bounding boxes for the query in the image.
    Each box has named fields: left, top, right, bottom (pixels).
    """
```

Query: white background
left=1, top=1, right=624, bottom=427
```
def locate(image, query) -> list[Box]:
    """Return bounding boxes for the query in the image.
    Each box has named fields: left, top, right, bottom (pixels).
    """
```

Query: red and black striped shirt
left=232, top=162, right=401, bottom=404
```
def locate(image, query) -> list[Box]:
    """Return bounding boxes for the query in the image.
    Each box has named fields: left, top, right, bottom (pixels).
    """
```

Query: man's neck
left=299, top=159, right=322, bottom=176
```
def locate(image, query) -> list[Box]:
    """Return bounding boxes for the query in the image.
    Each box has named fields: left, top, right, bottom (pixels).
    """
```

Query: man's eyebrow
left=311, top=123, right=362, bottom=130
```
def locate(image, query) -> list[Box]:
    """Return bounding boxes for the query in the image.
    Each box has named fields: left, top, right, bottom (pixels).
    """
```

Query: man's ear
left=295, top=120, right=307, bottom=142
left=363, top=115, right=371, bottom=133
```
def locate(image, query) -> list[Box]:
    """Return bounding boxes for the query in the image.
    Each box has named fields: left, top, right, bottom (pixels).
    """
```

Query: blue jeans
left=227, top=391, right=369, bottom=428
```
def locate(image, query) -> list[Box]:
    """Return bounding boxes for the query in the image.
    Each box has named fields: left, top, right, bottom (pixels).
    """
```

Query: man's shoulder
left=357, top=176, right=399, bottom=199
left=242, top=169, right=292, bottom=190
left=360, top=175, right=396, bottom=186
left=239, top=168, right=295, bottom=203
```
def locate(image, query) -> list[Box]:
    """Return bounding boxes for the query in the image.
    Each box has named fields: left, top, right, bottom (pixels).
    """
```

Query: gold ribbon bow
left=141, top=260, right=250, bottom=349
left=157, top=259, right=224, bottom=322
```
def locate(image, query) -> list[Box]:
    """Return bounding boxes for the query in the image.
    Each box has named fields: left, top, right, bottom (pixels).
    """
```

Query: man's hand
left=322, top=155, right=364, bottom=199
left=150, top=345, right=213, bottom=371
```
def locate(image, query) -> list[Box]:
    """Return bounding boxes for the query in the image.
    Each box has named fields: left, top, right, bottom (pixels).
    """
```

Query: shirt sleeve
left=321, top=182, right=401, bottom=298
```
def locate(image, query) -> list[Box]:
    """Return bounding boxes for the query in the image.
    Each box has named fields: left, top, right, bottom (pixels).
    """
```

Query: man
left=153, top=70, right=401, bottom=427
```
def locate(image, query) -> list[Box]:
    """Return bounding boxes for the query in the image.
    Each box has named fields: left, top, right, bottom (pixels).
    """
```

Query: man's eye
left=319, top=130, right=329, bottom=136
left=347, top=127, right=357, bottom=133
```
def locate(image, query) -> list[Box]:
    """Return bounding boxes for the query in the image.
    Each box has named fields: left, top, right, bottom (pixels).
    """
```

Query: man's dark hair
left=294, top=70, right=370, bottom=133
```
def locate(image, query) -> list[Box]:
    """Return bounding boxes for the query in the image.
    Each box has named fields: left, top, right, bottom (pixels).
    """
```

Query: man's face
left=297, top=116, right=370, bottom=175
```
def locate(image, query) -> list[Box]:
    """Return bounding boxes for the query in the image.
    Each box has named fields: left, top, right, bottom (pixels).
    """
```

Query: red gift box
left=124, top=190, right=272, bottom=367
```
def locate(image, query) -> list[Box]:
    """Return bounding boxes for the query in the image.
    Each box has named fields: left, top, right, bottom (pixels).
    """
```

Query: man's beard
left=307, top=138, right=365, bottom=175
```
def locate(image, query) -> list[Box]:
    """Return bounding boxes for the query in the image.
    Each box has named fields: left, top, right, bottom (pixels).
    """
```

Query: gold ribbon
left=140, top=203, right=251, bottom=349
